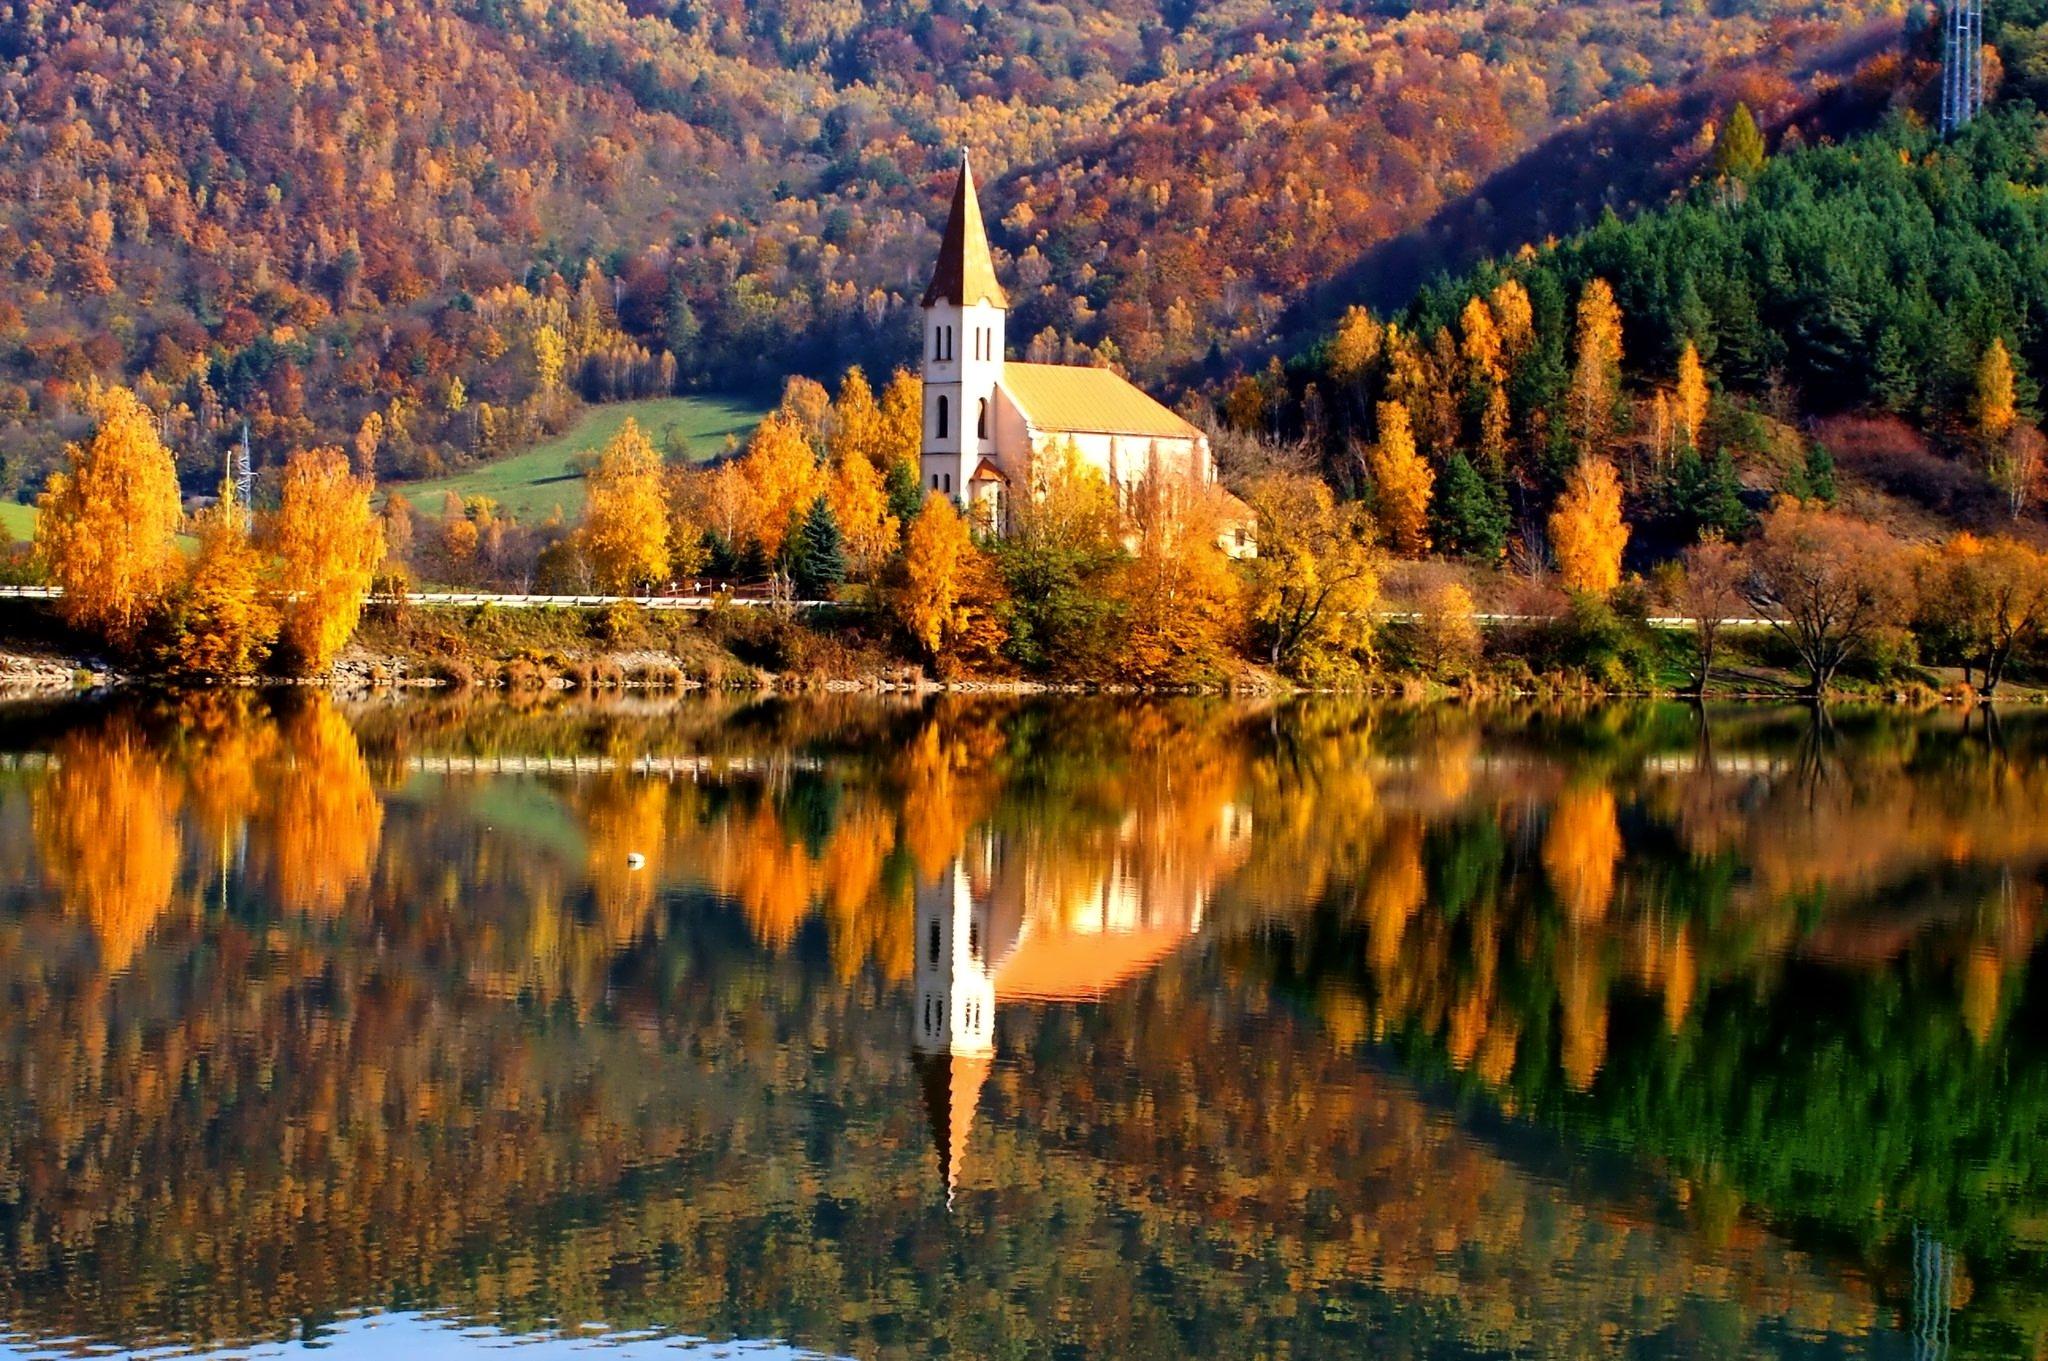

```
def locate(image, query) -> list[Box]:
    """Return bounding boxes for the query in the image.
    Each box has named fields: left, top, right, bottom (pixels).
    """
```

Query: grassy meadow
left=384, top=395, right=766, bottom=523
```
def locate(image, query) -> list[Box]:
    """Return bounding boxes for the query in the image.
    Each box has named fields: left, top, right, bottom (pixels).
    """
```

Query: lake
left=0, top=693, right=2041, bottom=1360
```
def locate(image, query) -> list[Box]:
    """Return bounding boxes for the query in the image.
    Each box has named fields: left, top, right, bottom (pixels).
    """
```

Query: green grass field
left=384, top=395, right=766, bottom=523
left=0, top=502, right=33, bottom=544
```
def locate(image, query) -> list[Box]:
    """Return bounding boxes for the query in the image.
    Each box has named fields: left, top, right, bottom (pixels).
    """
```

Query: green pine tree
left=788, top=495, right=847, bottom=599
left=1430, top=453, right=1512, bottom=562
left=1782, top=442, right=1837, bottom=506
left=883, top=457, right=925, bottom=527
left=1672, top=447, right=1751, bottom=539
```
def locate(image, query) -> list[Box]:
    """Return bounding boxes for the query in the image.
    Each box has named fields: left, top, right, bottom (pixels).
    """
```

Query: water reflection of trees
left=0, top=696, right=2045, bottom=1357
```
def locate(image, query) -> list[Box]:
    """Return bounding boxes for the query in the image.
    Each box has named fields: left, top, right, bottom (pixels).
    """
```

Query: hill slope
left=1257, top=102, right=2048, bottom=568
left=0, top=0, right=1912, bottom=499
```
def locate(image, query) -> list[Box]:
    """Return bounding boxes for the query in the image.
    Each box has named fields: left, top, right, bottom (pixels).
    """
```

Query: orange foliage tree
left=162, top=493, right=279, bottom=678
left=577, top=417, right=670, bottom=592
left=35, top=386, right=184, bottom=649
left=737, top=411, right=822, bottom=563
left=1367, top=400, right=1433, bottom=556
left=33, top=720, right=183, bottom=974
left=894, top=496, right=1006, bottom=672
left=1112, top=472, right=1242, bottom=682
left=1916, top=533, right=2048, bottom=696
left=265, top=447, right=384, bottom=674
left=1570, top=278, right=1625, bottom=459
left=1550, top=456, right=1629, bottom=594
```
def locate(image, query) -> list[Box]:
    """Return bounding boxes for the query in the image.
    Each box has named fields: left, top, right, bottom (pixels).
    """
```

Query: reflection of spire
left=914, top=1050, right=991, bottom=1209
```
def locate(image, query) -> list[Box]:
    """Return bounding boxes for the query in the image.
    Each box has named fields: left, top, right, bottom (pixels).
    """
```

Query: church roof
left=1000, top=363, right=1206, bottom=441
left=922, top=157, right=1007, bottom=309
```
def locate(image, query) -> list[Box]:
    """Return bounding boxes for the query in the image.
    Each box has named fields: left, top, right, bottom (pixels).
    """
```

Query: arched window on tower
left=976, top=398, right=988, bottom=440
left=936, top=395, right=950, bottom=440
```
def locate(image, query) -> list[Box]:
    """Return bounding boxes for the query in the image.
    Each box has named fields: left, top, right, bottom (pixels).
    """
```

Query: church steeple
left=918, top=151, right=1007, bottom=511
left=922, top=154, right=1007, bottom=309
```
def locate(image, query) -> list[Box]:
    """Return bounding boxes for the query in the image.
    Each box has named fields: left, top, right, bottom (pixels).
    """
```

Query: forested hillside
left=0, top=0, right=1913, bottom=497
left=1245, top=101, right=2048, bottom=572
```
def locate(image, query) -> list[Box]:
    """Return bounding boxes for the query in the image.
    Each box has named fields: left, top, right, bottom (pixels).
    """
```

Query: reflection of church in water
left=911, top=810, right=1252, bottom=1202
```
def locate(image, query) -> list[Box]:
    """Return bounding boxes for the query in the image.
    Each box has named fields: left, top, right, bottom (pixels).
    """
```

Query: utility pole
left=1941, top=0, right=1985, bottom=136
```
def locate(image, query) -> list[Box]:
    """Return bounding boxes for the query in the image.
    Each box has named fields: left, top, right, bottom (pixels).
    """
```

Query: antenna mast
left=1940, top=0, right=1985, bottom=136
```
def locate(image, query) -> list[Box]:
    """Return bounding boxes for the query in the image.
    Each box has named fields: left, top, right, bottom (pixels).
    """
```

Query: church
left=918, top=157, right=1254, bottom=556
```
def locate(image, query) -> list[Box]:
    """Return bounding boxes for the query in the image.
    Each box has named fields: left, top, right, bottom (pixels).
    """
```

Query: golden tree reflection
left=32, top=718, right=183, bottom=973
left=1542, top=784, right=1621, bottom=924
left=260, top=697, right=385, bottom=913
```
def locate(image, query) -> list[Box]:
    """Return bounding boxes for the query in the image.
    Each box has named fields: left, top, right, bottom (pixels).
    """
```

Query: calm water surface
left=0, top=694, right=2042, bottom=1360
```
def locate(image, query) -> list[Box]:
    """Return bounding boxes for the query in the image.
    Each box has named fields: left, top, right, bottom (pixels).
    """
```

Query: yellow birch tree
left=1675, top=340, right=1709, bottom=452
left=1570, top=278, right=1625, bottom=458
left=36, top=385, right=183, bottom=648
left=1550, top=456, right=1630, bottom=594
left=877, top=369, right=925, bottom=479
left=738, top=411, right=821, bottom=561
left=265, top=447, right=384, bottom=673
left=1976, top=338, right=2018, bottom=448
left=578, top=417, right=670, bottom=592
left=894, top=496, right=1005, bottom=670
left=826, top=445, right=899, bottom=578
left=1368, top=400, right=1433, bottom=555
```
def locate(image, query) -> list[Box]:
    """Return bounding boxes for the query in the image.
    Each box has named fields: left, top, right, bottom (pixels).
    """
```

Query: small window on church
left=943, top=473, right=952, bottom=494
left=929, top=917, right=941, bottom=966
left=976, top=398, right=987, bottom=439
left=969, top=917, right=981, bottom=961
left=936, top=394, right=949, bottom=440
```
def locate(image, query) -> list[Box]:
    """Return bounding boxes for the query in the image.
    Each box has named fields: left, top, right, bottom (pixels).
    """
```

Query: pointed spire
left=922, top=151, right=1007, bottom=309
left=914, top=1050, right=992, bottom=1209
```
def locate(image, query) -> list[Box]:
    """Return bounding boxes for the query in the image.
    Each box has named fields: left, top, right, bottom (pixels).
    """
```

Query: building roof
left=1000, top=362, right=1206, bottom=441
left=921, top=157, right=1007, bottom=309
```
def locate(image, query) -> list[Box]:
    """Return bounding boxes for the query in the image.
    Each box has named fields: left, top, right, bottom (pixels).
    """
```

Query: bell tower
left=911, top=858, right=994, bottom=1206
left=920, top=153, right=1006, bottom=507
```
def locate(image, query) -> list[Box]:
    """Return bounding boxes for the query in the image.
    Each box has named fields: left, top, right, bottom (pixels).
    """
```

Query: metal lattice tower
left=235, top=421, right=254, bottom=516
left=1940, top=0, right=1985, bottom=136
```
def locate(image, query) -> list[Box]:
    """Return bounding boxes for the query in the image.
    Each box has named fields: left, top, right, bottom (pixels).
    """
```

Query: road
left=0, top=584, right=1777, bottom=628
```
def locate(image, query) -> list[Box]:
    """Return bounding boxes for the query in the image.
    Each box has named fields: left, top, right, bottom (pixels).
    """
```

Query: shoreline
left=3, top=643, right=2040, bottom=707
left=3, top=601, right=2042, bottom=705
